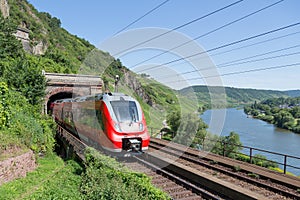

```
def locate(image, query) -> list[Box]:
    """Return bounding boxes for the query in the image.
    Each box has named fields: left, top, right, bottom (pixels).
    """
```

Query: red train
left=52, top=92, right=150, bottom=155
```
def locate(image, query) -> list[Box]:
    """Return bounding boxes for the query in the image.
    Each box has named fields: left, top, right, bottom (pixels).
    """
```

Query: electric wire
left=132, top=0, right=284, bottom=69
left=214, top=44, right=300, bottom=67
left=159, top=30, right=300, bottom=71
left=207, top=31, right=300, bottom=58
left=181, top=44, right=300, bottom=75
left=152, top=46, right=300, bottom=79
left=112, top=0, right=244, bottom=57
left=163, top=62, right=300, bottom=84
left=169, top=30, right=300, bottom=67
left=113, top=0, right=170, bottom=36
left=136, top=21, right=300, bottom=73
left=217, top=51, right=300, bottom=68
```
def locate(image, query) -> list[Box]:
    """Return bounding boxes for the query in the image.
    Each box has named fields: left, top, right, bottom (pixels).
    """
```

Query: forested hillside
left=0, top=2, right=55, bottom=157
left=180, top=85, right=288, bottom=108
left=244, top=96, right=300, bottom=133
left=284, top=90, right=300, bottom=97
left=5, top=0, right=96, bottom=73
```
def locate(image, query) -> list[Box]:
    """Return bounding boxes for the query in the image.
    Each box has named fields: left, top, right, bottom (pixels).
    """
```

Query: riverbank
left=201, top=108, right=300, bottom=176
left=244, top=97, right=300, bottom=134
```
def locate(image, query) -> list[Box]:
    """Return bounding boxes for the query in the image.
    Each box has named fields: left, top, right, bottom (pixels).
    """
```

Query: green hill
left=1, top=0, right=187, bottom=136
left=284, top=90, right=300, bottom=97
left=3, top=0, right=98, bottom=73
left=180, top=85, right=288, bottom=108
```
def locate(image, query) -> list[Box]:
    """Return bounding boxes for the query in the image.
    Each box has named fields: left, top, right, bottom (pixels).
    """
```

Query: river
left=200, top=108, right=300, bottom=176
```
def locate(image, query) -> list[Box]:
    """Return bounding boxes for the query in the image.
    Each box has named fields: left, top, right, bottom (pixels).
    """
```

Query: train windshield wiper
left=129, top=108, right=136, bottom=126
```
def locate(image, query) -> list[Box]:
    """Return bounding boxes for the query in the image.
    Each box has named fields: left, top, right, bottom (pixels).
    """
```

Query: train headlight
left=114, top=123, right=122, bottom=132
left=139, top=123, right=144, bottom=131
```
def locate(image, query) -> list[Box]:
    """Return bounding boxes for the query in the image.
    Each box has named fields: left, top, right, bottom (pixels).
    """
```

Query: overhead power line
left=112, top=0, right=244, bottom=56
left=113, top=0, right=170, bottom=36
left=215, top=44, right=300, bottom=67
left=207, top=31, right=300, bottom=58
left=216, top=51, right=300, bottom=68
left=153, top=46, right=300, bottom=79
left=137, top=21, right=300, bottom=73
left=185, top=44, right=300, bottom=74
left=166, top=30, right=300, bottom=68
left=132, top=0, right=284, bottom=68
left=163, top=62, right=300, bottom=84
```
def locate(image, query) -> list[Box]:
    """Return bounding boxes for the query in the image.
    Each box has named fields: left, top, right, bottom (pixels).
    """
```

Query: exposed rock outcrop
left=123, top=71, right=153, bottom=106
left=0, top=0, right=9, bottom=18
left=32, top=41, right=48, bottom=55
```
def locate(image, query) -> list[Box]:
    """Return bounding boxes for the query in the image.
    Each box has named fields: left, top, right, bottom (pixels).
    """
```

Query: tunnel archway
left=44, top=72, right=102, bottom=114
left=45, top=87, right=82, bottom=115
left=47, top=92, right=73, bottom=114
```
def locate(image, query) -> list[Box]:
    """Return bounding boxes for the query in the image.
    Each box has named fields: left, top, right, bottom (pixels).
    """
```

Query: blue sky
left=28, top=0, right=300, bottom=91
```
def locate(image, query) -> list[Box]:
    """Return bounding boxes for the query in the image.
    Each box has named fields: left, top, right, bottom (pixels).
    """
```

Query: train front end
left=102, top=93, right=150, bottom=155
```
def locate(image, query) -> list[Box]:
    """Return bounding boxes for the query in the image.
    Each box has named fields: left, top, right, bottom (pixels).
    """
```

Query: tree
left=166, top=109, right=181, bottom=134
left=273, top=110, right=295, bottom=129
left=221, top=131, right=242, bottom=157
left=0, top=16, right=24, bottom=59
left=4, top=56, right=46, bottom=105
left=0, top=82, right=10, bottom=128
left=173, top=114, right=199, bottom=146
left=291, top=106, right=300, bottom=118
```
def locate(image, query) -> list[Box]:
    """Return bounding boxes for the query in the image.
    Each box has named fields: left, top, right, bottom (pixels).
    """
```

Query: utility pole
left=114, top=75, right=119, bottom=92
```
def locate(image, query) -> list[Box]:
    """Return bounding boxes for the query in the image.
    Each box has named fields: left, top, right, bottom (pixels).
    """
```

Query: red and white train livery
left=52, top=92, right=150, bottom=154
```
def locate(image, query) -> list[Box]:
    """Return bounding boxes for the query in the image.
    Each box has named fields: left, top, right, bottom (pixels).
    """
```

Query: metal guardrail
left=201, top=138, right=300, bottom=175
left=149, top=127, right=300, bottom=175
left=56, top=125, right=87, bottom=161
left=234, top=143, right=300, bottom=174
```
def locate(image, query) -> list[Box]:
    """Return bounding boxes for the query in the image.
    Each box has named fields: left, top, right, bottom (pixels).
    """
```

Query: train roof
left=102, top=92, right=136, bottom=102
left=54, top=98, right=73, bottom=103
left=72, top=92, right=134, bottom=103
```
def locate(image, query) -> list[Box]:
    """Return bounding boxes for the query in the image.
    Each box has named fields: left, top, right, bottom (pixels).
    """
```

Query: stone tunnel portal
left=47, top=91, right=73, bottom=114
left=44, top=73, right=102, bottom=115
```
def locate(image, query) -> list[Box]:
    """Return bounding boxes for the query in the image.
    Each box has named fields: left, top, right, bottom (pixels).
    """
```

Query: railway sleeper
left=145, top=152, right=267, bottom=200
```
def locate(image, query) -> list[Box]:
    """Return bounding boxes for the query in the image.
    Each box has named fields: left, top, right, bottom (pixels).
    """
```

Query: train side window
left=96, top=109, right=104, bottom=130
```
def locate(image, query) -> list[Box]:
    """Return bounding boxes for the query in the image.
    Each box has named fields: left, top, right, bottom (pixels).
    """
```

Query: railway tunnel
left=46, top=91, right=73, bottom=114
left=44, top=72, right=102, bottom=114
left=44, top=72, right=103, bottom=158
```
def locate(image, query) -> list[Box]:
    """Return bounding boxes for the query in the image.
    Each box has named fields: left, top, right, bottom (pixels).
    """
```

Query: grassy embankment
left=0, top=149, right=170, bottom=200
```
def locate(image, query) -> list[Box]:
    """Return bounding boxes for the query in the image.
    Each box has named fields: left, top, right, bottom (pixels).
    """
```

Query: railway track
left=122, top=156, right=223, bottom=200
left=149, top=138, right=300, bottom=200
left=56, top=126, right=300, bottom=199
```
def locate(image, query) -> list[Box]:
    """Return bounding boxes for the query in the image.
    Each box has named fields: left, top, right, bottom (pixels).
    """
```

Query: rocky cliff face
left=32, top=40, right=48, bottom=55
left=0, top=0, right=9, bottom=18
left=123, top=71, right=153, bottom=106
left=1, top=0, right=48, bottom=55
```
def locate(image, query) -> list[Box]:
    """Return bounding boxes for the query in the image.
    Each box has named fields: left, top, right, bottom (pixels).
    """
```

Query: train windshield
left=110, top=101, right=139, bottom=123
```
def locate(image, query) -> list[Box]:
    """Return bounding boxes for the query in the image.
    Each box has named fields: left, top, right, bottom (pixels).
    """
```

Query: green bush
left=0, top=82, right=56, bottom=154
left=3, top=56, right=46, bottom=105
left=252, top=154, right=278, bottom=168
left=235, top=154, right=251, bottom=162
left=0, top=82, right=10, bottom=129
left=81, top=148, right=171, bottom=200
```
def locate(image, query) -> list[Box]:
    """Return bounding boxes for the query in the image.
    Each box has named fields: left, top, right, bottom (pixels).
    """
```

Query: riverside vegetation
left=162, top=109, right=280, bottom=172
left=244, top=97, right=300, bottom=133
